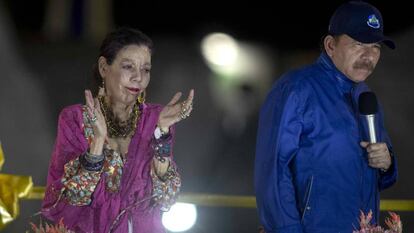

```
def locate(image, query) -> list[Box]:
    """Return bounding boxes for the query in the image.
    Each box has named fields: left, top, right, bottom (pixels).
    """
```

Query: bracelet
left=154, top=142, right=171, bottom=162
left=80, top=151, right=104, bottom=171
left=85, top=150, right=105, bottom=163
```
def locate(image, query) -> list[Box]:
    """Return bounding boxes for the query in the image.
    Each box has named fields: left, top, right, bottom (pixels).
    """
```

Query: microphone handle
left=366, top=114, right=377, bottom=143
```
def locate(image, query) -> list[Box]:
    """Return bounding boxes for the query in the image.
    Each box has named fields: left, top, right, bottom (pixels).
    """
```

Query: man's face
left=326, top=34, right=381, bottom=83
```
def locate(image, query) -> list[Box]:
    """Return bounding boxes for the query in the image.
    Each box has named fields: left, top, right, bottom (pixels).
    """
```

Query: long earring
left=138, top=90, right=146, bottom=104
left=99, top=79, right=106, bottom=96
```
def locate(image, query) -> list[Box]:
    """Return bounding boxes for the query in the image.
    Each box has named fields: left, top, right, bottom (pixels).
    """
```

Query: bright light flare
left=162, top=202, right=197, bottom=232
left=201, top=33, right=239, bottom=67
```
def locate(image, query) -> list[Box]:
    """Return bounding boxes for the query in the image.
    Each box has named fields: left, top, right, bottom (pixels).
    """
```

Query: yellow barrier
left=23, top=186, right=414, bottom=211
left=179, top=193, right=257, bottom=208
left=0, top=144, right=33, bottom=230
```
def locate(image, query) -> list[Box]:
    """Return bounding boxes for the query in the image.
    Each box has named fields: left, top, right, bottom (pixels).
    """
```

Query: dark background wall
left=0, top=0, right=413, bottom=232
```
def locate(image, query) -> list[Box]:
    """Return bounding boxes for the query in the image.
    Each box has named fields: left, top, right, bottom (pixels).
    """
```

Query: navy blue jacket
left=254, top=52, right=397, bottom=233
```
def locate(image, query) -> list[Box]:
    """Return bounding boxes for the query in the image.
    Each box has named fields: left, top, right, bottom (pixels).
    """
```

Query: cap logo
left=367, top=14, right=380, bottom=29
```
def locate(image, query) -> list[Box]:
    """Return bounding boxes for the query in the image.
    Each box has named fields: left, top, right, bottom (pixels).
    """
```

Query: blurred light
left=162, top=202, right=197, bottom=232
left=201, top=33, right=239, bottom=67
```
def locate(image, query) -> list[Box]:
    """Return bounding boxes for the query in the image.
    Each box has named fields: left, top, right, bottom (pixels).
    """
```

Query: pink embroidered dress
left=41, top=103, right=181, bottom=233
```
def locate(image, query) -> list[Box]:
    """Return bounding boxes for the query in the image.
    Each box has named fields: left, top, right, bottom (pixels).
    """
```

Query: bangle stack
left=80, top=150, right=105, bottom=171
left=153, top=141, right=171, bottom=163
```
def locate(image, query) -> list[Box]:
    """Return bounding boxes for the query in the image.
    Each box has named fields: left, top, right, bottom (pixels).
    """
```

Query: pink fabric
left=41, top=103, right=176, bottom=233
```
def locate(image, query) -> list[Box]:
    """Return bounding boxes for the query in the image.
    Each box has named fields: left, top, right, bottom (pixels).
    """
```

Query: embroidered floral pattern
left=61, top=146, right=125, bottom=205
left=61, top=158, right=102, bottom=206
left=102, top=148, right=124, bottom=193
left=151, top=163, right=181, bottom=211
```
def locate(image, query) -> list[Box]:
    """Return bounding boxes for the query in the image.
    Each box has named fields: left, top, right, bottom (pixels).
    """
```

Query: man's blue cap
left=328, top=1, right=396, bottom=49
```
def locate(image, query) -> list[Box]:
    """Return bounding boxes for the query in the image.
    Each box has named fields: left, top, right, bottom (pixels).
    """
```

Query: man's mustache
left=354, top=60, right=374, bottom=71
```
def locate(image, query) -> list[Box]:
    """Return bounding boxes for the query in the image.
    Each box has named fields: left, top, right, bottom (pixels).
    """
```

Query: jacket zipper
left=301, top=175, right=314, bottom=223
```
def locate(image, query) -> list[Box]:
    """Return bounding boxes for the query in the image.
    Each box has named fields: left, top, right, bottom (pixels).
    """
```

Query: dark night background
left=0, top=0, right=413, bottom=232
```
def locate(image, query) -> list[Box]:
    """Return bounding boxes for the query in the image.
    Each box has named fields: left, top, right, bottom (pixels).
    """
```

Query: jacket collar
left=317, top=52, right=356, bottom=93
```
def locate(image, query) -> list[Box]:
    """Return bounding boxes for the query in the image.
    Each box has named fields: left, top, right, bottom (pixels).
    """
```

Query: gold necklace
left=98, top=96, right=141, bottom=138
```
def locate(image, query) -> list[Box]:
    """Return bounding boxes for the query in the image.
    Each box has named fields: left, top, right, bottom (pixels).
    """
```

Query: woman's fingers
left=85, top=90, right=94, bottom=107
left=85, top=90, right=95, bottom=117
left=159, top=89, right=195, bottom=127
left=84, top=90, right=105, bottom=124
left=186, top=103, right=193, bottom=115
left=180, top=89, right=194, bottom=118
left=167, top=92, right=183, bottom=106
left=184, top=89, right=194, bottom=112
left=186, top=89, right=194, bottom=104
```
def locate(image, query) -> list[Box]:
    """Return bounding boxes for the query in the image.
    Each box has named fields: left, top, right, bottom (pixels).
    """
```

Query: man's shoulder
left=274, top=63, right=321, bottom=92
left=282, top=62, right=322, bottom=83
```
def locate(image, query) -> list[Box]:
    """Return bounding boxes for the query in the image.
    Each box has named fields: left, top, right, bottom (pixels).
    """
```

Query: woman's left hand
left=157, top=89, right=194, bottom=133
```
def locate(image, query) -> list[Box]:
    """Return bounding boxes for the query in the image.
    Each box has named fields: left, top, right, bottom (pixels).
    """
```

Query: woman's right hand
left=85, top=89, right=107, bottom=154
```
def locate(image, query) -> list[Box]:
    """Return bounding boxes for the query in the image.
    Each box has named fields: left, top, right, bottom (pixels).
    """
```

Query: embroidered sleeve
left=61, top=155, right=103, bottom=206
left=59, top=105, right=105, bottom=206
left=151, top=162, right=181, bottom=211
left=150, top=129, right=181, bottom=211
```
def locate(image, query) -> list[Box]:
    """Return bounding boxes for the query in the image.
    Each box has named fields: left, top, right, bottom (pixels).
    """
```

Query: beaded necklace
left=98, top=96, right=141, bottom=138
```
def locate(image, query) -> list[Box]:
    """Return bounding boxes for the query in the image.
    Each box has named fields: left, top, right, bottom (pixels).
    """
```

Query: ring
left=180, top=112, right=187, bottom=120
left=179, top=100, right=192, bottom=120
left=90, top=113, right=97, bottom=123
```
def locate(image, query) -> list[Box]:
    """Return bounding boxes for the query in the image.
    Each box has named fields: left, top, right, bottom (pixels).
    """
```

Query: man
left=254, top=1, right=398, bottom=232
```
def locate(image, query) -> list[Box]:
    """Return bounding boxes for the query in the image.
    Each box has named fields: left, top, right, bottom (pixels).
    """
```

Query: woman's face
left=99, top=44, right=151, bottom=106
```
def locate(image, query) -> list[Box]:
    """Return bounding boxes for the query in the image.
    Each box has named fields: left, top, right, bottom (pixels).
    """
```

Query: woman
left=41, top=27, right=194, bottom=233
